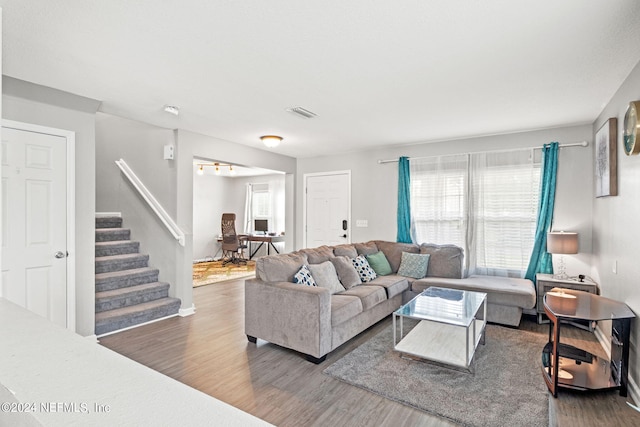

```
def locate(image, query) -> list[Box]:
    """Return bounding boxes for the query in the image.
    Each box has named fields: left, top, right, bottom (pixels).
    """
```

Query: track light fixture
left=196, top=162, right=237, bottom=176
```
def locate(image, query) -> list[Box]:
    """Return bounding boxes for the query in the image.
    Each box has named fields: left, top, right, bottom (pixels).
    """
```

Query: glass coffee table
left=393, top=287, right=487, bottom=371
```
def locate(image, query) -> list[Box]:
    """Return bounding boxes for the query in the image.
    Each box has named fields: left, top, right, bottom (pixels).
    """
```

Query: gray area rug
left=323, top=321, right=548, bottom=427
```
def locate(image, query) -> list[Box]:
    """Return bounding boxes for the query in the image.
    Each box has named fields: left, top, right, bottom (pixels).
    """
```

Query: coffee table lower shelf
left=393, top=318, right=485, bottom=370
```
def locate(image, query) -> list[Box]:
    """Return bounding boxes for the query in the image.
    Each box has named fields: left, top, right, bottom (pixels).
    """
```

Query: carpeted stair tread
left=95, top=297, right=181, bottom=336
left=95, top=267, right=160, bottom=292
left=95, top=282, right=170, bottom=312
left=95, top=240, right=140, bottom=257
left=95, top=216, right=123, bottom=229
left=96, top=227, right=131, bottom=242
left=95, top=253, right=149, bottom=274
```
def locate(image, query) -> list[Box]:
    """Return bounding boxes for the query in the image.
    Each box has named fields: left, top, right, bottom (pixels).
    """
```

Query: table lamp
left=547, top=231, right=578, bottom=280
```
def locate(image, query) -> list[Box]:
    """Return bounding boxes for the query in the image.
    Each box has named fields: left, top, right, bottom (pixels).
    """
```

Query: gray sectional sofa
left=244, top=240, right=535, bottom=363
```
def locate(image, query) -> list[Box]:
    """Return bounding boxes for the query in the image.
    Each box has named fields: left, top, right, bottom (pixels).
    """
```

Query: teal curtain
left=525, top=142, right=559, bottom=280
left=397, top=156, right=412, bottom=243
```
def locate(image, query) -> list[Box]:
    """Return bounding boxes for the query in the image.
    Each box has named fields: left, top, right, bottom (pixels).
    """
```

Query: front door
left=305, top=172, right=350, bottom=247
left=1, top=126, right=68, bottom=327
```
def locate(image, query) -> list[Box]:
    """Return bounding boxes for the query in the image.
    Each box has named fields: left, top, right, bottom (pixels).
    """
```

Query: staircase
left=95, top=216, right=181, bottom=336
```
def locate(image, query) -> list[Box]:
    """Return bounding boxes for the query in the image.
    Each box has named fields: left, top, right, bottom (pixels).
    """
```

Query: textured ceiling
left=2, top=0, right=640, bottom=158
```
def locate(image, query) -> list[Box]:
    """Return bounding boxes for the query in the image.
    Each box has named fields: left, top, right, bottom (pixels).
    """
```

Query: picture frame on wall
left=595, top=118, right=618, bottom=197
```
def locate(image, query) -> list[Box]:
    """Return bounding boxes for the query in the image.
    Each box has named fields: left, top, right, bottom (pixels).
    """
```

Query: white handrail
left=115, top=159, right=185, bottom=246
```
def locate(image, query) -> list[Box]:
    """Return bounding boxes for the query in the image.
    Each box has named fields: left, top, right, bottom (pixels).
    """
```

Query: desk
left=245, top=235, right=284, bottom=259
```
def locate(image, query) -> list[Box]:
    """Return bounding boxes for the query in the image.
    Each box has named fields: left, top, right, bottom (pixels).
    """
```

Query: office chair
left=221, top=213, right=248, bottom=266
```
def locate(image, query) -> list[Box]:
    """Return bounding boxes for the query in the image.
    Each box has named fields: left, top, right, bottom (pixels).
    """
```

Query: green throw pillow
left=397, top=252, right=430, bottom=279
left=366, top=251, right=392, bottom=276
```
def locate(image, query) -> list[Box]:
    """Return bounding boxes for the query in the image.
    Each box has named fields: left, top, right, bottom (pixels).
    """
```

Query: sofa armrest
left=244, top=278, right=332, bottom=359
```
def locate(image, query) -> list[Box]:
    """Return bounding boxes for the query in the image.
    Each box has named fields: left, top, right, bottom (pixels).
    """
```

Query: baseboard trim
left=95, top=212, right=122, bottom=218
left=96, top=312, right=180, bottom=338
left=179, top=304, right=196, bottom=317
left=85, top=334, right=98, bottom=343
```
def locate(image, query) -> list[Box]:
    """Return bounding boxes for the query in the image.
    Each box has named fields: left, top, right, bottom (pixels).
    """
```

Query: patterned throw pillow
left=351, top=255, right=377, bottom=283
left=293, top=265, right=317, bottom=287
left=397, top=252, right=430, bottom=279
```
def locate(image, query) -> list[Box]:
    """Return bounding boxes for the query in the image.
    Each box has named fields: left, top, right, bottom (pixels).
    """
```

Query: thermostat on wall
left=163, top=145, right=175, bottom=160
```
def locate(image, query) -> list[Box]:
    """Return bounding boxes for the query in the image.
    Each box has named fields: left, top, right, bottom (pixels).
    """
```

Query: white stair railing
left=115, top=159, right=185, bottom=246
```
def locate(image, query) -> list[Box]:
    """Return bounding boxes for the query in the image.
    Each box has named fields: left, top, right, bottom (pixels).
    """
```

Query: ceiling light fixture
left=163, top=105, right=180, bottom=116
left=260, top=135, right=283, bottom=148
left=195, top=162, right=236, bottom=176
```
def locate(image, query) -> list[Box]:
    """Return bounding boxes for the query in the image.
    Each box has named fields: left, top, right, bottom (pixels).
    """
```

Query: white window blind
left=252, top=183, right=270, bottom=219
left=468, top=150, right=540, bottom=276
left=410, top=149, right=540, bottom=277
left=410, top=154, right=468, bottom=250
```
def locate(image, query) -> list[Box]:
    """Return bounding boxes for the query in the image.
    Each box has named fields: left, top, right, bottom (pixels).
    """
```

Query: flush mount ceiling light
left=163, top=105, right=180, bottom=116
left=260, top=135, right=283, bottom=148
left=286, top=106, right=318, bottom=119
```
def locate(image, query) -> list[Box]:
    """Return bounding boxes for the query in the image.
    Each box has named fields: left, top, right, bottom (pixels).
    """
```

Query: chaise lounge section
left=245, top=240, right=535, bottom=363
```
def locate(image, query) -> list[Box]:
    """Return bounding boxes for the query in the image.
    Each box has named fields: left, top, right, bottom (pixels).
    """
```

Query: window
left=410, top=155, right=468, bottom=249
left=410, top=149, right=540, bottom=277
left=251, top=184, right=271, bottom=219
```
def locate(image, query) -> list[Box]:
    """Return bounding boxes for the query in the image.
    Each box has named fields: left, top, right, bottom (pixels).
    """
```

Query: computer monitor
left=254, top=219, right=268, bottom=234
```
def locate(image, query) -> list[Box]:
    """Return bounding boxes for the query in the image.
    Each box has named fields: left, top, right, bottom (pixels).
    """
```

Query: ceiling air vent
left=286, top=106, right=318, bottom=119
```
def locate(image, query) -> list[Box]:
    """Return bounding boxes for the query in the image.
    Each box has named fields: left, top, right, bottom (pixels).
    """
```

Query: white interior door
left=305, top=172, right=350, bottom=247
left=1, top=126, right=68, bottom=327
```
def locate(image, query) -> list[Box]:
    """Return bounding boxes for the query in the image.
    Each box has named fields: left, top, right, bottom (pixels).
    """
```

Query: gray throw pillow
left=309, top=261, right=346, bottom=294
left=329, top=256, right=361, bottom=289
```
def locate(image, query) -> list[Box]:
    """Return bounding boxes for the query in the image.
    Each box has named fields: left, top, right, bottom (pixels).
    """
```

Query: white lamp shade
left=547, top=232, right=578, bottom=254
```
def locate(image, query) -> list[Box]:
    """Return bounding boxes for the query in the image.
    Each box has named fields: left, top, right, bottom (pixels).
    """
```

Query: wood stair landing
left=95, top=216, right=180, bottom=336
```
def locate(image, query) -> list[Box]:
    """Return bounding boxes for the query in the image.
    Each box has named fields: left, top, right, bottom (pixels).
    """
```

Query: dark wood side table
left=542, top=288, right=635, bottom=397
left=536, top=273, right=598, bottom=329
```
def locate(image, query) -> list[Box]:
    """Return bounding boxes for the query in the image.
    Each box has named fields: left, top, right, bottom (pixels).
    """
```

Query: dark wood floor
left=100, top=279, right=640, bottom=427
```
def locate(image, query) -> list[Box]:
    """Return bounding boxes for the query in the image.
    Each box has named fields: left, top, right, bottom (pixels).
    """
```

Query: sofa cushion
left=420, top=243, right=464, bottom=279
left=366, top=275, right=409, bottom=299
left=300, top=246, right=335, bottom=264
left=352, top=255, right=377, bottom=282
left=256, top=252, right=308, bottom=282
left=330, top=256, right=361, bottom=289
left=397, top=252, right=430, bottom=279
left=355, top=241, right=378, bottom=256
left=293, top=264, right=316, bottom=287
left=411, top=275, right=536, bottom=309
left=338, top=285, right=387, bottom=311
left=330, top=295, right=363, bottom=325
left=366, top=251, right=392, bottom=276
left=374, top=241, right=420, bottom=272
left=309, top=261, right=345, bottom=294
left=333, top=244, right=358, bottom=258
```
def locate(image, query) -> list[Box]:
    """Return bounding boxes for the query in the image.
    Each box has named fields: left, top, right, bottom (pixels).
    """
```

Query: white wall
left=192, top=169, right=237, bottom=261
left=592, top=58, right=640, bottom=387
left=296, top=125, right=594, bottom=277
left=2, top=76, right=100, bottom=337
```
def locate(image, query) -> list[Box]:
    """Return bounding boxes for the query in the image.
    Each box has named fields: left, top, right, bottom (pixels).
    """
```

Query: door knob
left=340, top=234, right=347, bottom=238
left=54, top=251, right=66, bottom=259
